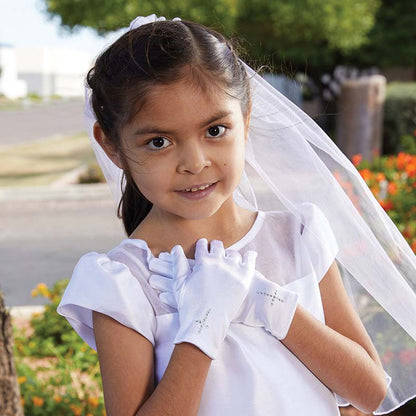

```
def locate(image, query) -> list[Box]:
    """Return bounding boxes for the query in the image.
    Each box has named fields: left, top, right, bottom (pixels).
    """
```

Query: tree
left=0, top=292, right=23, bottom=416
left=43, top=0, right=378, bottom=62
left=42, top=0, right=238, bottom=35
left=43, top=0, right=383, bottom=99
left=343, top=0, right=416, bottom=69
left=233, top=0, right=380, bottom=72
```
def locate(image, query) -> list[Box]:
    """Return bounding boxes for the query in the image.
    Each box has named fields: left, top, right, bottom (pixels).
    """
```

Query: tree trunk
left=0, top=292, right=23, bottom=416
left=336, top=75, right=386, bottom=162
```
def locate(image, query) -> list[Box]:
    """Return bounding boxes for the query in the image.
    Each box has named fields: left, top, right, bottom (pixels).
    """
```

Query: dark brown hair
left=87, top=20, right=251, bottom=235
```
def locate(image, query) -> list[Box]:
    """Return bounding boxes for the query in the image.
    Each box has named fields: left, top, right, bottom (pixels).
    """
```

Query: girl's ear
left=93, top=122, right=123, bottom=169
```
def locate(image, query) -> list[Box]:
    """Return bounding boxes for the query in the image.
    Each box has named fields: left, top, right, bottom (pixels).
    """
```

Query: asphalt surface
left=0, top=100, right=125, bottom=307
left=0, top=100, right=85, bottom=147
left=1, top=185, right=125, bottom=306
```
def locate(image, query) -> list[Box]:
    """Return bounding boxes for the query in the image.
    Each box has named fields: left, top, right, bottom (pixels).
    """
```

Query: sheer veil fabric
left=84, top=15, right=416, bottom=414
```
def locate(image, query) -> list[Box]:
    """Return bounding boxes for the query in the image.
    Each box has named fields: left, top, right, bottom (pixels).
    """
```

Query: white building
left=0, top=44, right=28, bottom=99
left=15, top=47, right=93, bottom=97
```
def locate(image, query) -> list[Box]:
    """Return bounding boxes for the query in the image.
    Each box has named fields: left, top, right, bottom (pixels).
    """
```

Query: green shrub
left=383, top=82, right=416, bottom=154
left=14, top=280, right=105, bottom=415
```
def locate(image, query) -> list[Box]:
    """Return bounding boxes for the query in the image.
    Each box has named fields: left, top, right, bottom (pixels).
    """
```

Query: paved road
left=0, top=100, right=85, bottom=147
left=0, top=101, right=126, bottom=307
left=0, top=185, right=125, bottom=306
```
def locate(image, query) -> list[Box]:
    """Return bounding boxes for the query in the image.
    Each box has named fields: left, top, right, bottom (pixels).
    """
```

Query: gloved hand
left=150, top=239, right=256, bottom=359
left=235, top=270, right=299, bottom=339
left=149, top=248, right=298, bottom=341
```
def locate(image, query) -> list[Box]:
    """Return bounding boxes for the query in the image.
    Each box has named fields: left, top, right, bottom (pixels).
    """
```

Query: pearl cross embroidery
left=195, top=308, right=211, bottom=333
left=256, top=289, right=284, bottom=306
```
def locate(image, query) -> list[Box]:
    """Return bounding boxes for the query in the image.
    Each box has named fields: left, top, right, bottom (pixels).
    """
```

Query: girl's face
left=117, top=78, right=249, bottom=222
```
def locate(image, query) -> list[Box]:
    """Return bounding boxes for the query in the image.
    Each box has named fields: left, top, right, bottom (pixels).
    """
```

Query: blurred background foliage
left=43, top=0, right=416, bottom=88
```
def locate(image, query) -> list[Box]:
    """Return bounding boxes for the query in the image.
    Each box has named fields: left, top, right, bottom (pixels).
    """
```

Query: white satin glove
left=149, top=250, right=299, bottom=341
left=150, top=239, right=256, bottom=359
left=235, top=270, right=299, bottom=339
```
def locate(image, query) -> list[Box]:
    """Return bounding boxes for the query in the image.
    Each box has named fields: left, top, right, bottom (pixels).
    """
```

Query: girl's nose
left=177, top=142, right=211, bottom=174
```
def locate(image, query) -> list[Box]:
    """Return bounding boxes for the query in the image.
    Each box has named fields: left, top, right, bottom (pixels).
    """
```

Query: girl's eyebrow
left=133, top=111, right=232, bottom=136
left=200, top=111, right=232, bottom=127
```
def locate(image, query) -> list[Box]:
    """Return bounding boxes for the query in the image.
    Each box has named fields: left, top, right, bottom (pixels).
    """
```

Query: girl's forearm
left=281, top=305, right=387, bottom=414
left=136, top=342, right=211, bottom=416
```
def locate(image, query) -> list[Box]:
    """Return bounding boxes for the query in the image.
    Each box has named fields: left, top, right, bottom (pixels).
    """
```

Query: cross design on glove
left=256, top=289, right=284, bottom=307
left=195, top=308, right=211, bottom=333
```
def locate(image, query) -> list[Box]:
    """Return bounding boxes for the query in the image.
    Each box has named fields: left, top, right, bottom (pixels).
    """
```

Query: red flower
left=376, top=172, right=386, bottom=182
left=359, top=169, right=372, bottom=182
left=405, top=161, right=416, bottom=178
left=379, top=200, right=394, bottom=211
left=397, top=152, right=412, bottom=171
left=387, top=182, right=398, bottom=195
left=352, top=154, right=362, bottom=167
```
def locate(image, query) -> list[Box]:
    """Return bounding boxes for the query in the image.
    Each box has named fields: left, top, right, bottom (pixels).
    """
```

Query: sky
left=0, top=0, right=123, bottom=56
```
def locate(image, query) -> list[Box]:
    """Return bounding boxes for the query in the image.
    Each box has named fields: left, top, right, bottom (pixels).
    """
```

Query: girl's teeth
left=185, top=184, right=211, bottom=192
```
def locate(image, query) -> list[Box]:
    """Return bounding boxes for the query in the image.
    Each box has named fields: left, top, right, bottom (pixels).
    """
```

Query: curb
left=50, top=164, right=89, bottom=188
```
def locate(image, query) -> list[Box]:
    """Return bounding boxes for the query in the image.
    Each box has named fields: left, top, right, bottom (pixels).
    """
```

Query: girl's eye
left=147, top=137, right=171, bottom=150
left=206, top=125, right=226, bottom=138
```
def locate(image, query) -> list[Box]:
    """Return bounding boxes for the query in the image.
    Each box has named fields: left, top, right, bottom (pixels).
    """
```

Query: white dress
left=58, top=202, right=342, bottom=415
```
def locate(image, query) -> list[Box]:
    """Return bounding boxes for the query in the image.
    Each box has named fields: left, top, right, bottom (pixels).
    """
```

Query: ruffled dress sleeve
left=298, top=202, right=339, bottom=282
left=57, top=252, right=157, bottom=350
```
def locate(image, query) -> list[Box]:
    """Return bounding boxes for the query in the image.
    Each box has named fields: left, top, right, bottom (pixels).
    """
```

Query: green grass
left=0, top=134, right=96, bottom=187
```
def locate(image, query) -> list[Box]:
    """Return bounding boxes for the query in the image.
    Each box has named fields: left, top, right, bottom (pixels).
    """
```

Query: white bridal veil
left=84, top=15, right=416, bottom=414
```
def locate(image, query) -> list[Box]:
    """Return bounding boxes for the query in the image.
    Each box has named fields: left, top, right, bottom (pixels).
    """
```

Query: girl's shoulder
left=57, top=239, right=160, bottom=351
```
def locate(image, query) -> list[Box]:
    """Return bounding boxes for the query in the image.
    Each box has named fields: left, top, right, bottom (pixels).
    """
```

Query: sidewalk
left=0, top=182, right=112, bottom=202
left=1, top=182, right=125, bottom=308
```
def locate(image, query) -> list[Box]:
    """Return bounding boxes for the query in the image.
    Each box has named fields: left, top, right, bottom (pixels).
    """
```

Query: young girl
left=58, top=15, right=416, bottom=416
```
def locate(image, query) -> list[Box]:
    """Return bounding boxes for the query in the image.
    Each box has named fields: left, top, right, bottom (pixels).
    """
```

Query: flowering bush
left=14, top=281, right=106, bottom=415
left=350, top=150, right=416, bottom=412
left=352, top=151, right=416, bottom=253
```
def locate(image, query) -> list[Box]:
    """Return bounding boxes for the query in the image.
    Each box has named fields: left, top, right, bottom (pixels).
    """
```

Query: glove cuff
left=173, top=310, right=228, bottom=360
left=265, top=285, right=299, bottom=339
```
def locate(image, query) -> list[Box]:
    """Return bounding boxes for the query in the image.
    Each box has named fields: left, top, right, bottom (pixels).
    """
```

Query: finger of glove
left=171, top=245, right=191, bottom=279
left=149, top=274, right=173, bottom=292
left=159, top=252, right=171, bottom=261
left=225, top=249, right=242, bottom=263
left=195, top=238, right=208, bottom=259
left=209, top=240, right=224, bottom=256
left=159, top=291, right=177, bottom=309
left=148, top=257, right=173, bottom=276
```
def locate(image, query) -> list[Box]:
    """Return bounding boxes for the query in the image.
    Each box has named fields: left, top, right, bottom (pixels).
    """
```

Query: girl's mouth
left=177, top=182, right=218, bottom=199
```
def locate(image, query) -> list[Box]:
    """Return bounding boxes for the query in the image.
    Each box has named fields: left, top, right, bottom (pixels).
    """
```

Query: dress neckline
left=119, top=210, right=265, bottom=259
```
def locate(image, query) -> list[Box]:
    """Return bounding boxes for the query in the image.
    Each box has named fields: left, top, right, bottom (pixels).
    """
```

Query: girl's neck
left=130, top=201, right=257, bottom=258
